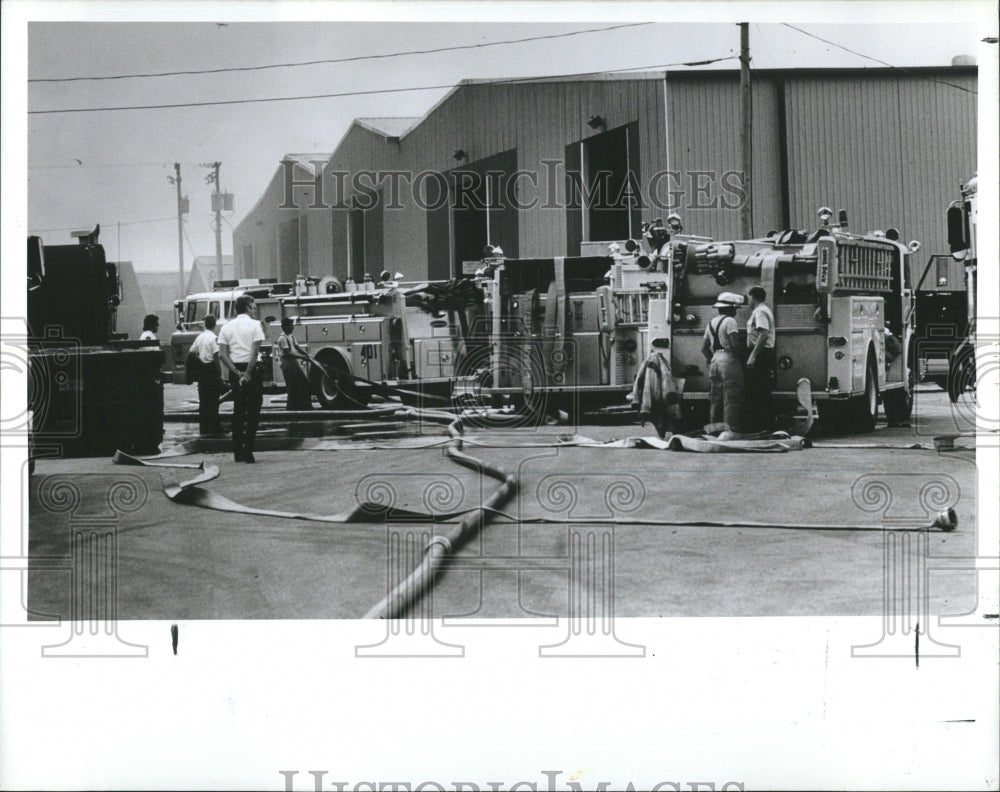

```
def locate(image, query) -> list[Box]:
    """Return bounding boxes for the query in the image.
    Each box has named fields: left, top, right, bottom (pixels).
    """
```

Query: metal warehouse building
left=233, top=66, right=977, bottom=285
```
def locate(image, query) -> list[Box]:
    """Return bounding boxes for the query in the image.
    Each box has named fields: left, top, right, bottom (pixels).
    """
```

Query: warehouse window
left=566, top=122, right=641, bottom=253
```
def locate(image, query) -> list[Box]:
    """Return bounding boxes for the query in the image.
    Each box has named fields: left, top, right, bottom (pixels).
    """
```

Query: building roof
left=280, top=152, right=330, bottom=176
left=354, top=117, right=420, bottom=139
left=234, top=153, right=329, bottom=233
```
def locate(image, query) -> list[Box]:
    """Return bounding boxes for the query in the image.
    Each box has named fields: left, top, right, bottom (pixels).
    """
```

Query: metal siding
left=786, top=73, right=976, bottom=258
left=749, top=78, right=783, bottom=236
left=786, top=77, right=902, bottom=238
left=665, top=73, right=783, bottom=242
left=896, top=74, right=977, bottom=259
left=668, top=75, right=741, bottom=239
left=236, top=69, right=976, bottom=286
left=397, top=78, right=667, bottom=261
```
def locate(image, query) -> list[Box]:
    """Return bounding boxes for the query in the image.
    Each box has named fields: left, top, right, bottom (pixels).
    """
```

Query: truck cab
left=169, top=279, right=291, bottom=384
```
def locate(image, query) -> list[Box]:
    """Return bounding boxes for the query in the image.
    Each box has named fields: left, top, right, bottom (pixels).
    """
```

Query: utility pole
left=171, top=163, right=185, bottom=296
left=211, top=162, right=223, bottom=282
left=739, top=22, right=753, bottom=238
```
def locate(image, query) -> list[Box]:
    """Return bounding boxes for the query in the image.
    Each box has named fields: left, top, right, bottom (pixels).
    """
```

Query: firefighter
left=745, top=286, right=776, bottom=431
left=218, top=295, right=265, bottom=463
left=189, top=314, right=224, bottom=436
left=276, top=317, right=313, bottom=411
left=701, top=292, right=745, bottom=432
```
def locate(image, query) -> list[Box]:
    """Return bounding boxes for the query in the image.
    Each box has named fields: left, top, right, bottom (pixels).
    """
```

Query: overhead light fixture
left=587, top=115, right=605, bottom=130
left=453, top=149, right=467, bottom=161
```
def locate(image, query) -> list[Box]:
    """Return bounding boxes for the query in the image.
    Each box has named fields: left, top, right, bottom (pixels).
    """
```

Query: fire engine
left=659, top=208, right=917, bottom=430
left=462, top=220, right=707, bottom=415
left=28, top=226, right=164, bottom=457
left=911, top=177, right=978, bottom=394
left=169, top=278, right=296, bottom=385
left=944, top=176, right=978, bottom=402
left=465, top=208, right=917, bottom=432
left=271, top=275, right=475, bottom=409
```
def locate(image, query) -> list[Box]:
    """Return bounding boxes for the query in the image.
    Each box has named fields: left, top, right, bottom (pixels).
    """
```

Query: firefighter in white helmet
left=701, top=292, right=745, bottom=432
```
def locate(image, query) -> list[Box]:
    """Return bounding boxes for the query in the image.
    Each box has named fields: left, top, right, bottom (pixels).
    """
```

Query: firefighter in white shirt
left=189, top=314, right=224, bottom=437
left=218, top=296, right=265, bottom=463
left=745, top=286, right=776, bottom=431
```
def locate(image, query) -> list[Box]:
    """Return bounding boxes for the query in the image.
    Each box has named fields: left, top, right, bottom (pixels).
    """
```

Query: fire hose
left=303, top=354, right=454, bottom=409
left=361, top=408, right=518, bottom=620
left=113, top=409, right=961, bottom=620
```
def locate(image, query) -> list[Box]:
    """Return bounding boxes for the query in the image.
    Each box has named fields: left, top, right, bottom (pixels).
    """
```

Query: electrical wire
left=28, top=56, right=738, bottom=115
left=28, top=214, right=216, bottom=234
left=30, top=23, right=654, bottom=83
left=781, top=23, right=978, bottom=95
left=29, top=161, right=179, bottom=171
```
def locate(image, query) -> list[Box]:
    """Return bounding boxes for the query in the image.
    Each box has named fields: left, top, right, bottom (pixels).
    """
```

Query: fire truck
left=911, top=177, right=978, bottom=393
left=28, top=226, right=164, bottom=457
left=168, top=278, right=296, bottom=385
left=271, top=276, right=475, bottom=409
left=466, top=209, right=917, bottom=432
left=944, top=176, right=978, bottom=402
left=462, top=222, right=707, bottom=415
left=661, top=208, right=917, bottom=430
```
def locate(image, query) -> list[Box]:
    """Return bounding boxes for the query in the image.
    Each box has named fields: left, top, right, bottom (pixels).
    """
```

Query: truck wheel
left=309, top=352, right=361, bottom=410
left=948, top=347, right=976, bottom=403
left=883, top=366, right=914, bottom=425
left=817, top=400, right=847, bottom=433
left=851, top=356, right=879, bottom=433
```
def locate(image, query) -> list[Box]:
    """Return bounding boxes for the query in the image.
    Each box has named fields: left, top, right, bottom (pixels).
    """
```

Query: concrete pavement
left=27, top=383, right=981, bottom=620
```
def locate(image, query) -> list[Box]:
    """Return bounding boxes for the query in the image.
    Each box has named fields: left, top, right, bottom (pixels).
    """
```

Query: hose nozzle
left=931, top=508, right=958, bottom=532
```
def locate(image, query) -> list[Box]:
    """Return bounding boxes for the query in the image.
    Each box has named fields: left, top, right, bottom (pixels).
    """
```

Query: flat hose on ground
left=361, top=409, right=518, bottom=619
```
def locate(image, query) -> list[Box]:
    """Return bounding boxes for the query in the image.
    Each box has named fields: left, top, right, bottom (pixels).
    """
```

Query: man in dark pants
left=745, top=286, right=776, bottom=431
left=189, top=314, right=224, bottom=436
left=218, top=296, right=265, bottom=463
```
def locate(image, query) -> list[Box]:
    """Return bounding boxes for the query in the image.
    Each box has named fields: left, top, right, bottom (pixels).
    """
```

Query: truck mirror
left=28, top=236, right=45, bottom=283
left=947, top=204, right=968, bottom=258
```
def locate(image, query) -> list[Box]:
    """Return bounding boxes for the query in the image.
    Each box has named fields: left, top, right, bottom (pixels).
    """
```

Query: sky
left=11, top=4, right=992, bottom=278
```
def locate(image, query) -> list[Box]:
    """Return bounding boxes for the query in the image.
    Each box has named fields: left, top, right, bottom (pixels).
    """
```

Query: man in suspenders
left=701, top=292, right=745, bottom=432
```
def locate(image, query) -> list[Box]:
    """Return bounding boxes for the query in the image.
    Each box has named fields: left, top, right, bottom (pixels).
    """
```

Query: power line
left=781, top=24, right=978, bottom=95
left=30, top=23, right=653, bottom=83
left=29, top=161, right=178, bottom=171
left=29, top=214, right=213, bottom=234
left=28, top=56, right=738, bottom=115
left=182, top=225, right=200, bottom=262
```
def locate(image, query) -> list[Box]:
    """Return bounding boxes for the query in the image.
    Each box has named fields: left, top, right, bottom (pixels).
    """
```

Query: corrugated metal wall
left=666, top=72, right=783, bottom=240
left=235, top=68, right=977, bottom=284
left=785, top=70, right=976, bottom=259
left=397, top=77, right=668, bottom=263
